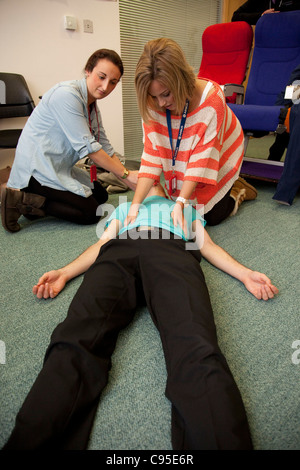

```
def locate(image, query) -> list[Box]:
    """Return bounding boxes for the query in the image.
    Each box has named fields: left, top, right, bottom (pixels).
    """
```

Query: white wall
left=0, top=0, right=124, bottom=166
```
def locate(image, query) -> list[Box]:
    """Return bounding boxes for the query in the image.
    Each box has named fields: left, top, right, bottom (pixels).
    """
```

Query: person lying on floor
left=3, top=184, right=278, bottom=451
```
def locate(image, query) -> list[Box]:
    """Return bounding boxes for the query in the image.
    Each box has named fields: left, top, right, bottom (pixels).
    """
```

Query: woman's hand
left=124, top=170, right=139, bottom=191
left=261, top=8, right=277, bottom=16
left=32, top=270, right=68, bottom=299
left=242, top=271, right=279, bottom=300
left=124, top=176, right=156, bottom=225
left=124, top=203, right=141, bottom=227
left=171, top=202, right=188, bottom=237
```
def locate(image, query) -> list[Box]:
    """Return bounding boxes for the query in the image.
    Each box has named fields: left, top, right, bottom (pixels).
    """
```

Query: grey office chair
left=0, top=72, right=35, bottom=149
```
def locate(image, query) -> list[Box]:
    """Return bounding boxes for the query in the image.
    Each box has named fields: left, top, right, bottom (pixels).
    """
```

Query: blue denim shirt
left=8, top=78, right=115, bottom=197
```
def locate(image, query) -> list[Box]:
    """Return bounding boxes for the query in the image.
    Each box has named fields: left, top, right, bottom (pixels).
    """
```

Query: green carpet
left=0, top=179, right=299, bottom=450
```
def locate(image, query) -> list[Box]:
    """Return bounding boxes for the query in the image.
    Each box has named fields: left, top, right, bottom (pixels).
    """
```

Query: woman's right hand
left=124, top=203, right=141, bottom=226
left=124, top=176, right=155, bottom=226
left=32, top=269, right=68, bottom=299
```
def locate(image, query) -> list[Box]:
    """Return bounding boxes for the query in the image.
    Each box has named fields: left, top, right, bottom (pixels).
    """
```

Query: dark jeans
left=23, top=176, right=108, bottom=224
left=3, top=235, right=252, bottom=450
left=273, top=104, right=300, bottom=205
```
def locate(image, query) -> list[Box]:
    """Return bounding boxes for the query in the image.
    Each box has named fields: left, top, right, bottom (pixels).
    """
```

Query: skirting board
left=240, top=157, right=284, bottom=182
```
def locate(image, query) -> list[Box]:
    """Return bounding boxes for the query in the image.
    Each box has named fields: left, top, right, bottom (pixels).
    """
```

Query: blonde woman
left=126, top=38, right=256, bottom=229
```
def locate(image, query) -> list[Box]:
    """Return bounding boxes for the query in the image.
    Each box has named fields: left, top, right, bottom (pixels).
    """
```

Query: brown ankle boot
left=1, top=186, right=46, bottom=233
left=230, top=187, right=246, bottom=216
left=1, top=186, right=23, bottom=232
left=17, top=192, right=46, bottom=217
left=232, top=177, right=257, bottom=200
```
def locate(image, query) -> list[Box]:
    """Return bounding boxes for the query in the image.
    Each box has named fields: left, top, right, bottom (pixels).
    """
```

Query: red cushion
left=198, top=22, right=253, bottom=89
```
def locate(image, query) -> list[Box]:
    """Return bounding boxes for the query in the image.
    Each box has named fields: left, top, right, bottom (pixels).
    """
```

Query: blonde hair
left=135, top=38, right=196, bottom=122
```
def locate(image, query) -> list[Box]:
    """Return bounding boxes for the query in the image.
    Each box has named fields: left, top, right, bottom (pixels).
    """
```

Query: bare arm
left=89, top=149, right=138, bottom=190
left=171, top=180, right=198, bottom=235
left=193, top=220, right=279, bottom=301
left=33, top=219, right=122, bottom=299
left=124, top=176, right=155, bottom=226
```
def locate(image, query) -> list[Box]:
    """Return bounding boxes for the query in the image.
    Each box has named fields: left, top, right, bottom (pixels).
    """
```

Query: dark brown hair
left=85, top=49, right=124, bottom=76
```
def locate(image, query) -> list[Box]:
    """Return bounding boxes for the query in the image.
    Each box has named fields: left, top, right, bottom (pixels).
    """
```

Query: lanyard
left=88, top=103, right=100, bottom=182
left=166, top=99, right=189, bottom=168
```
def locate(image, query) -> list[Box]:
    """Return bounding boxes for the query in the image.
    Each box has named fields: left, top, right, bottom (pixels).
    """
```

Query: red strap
left=90, top=164, right=97, bottom=182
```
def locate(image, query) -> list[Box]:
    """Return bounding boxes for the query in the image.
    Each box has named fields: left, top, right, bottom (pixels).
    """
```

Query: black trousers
left=23, top=176, right=108, bottom=225
left=3, top=234, right=252, bottom=450
left=205, top=188, right=235, bottom=226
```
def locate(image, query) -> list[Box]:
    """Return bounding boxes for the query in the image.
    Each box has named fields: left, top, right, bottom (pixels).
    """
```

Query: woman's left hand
left=171, top=202, right=188, bottom=237
left=125, top=170, right=139, bottom=190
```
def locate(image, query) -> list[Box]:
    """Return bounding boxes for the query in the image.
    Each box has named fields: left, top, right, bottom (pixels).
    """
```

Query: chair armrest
left=222, top=84, right=245, bottom=104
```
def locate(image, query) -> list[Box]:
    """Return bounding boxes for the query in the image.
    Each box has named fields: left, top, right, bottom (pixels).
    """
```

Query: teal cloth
left=105, top=195, right=206, bottom=241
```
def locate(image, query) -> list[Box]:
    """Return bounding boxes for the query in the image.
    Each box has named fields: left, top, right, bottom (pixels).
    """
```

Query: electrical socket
left=83, top=19, right=93, bottom=33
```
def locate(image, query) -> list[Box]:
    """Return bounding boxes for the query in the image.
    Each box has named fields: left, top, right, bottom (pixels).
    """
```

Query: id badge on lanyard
left=166, top=99, right=189, bottom=195
left=169, top=173, right=177, bottom=194
left=88, top=103, right=100, bottom=182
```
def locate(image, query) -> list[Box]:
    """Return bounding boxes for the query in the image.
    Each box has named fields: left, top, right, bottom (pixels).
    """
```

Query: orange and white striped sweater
left=139, top=80, right=244, bottom=213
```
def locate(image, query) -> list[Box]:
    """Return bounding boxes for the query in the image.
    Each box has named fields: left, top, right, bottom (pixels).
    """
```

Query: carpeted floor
left=0, top=172, right=299, bottom=450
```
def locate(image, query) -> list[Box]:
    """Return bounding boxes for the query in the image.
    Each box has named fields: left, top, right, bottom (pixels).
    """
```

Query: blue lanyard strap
left=166, top=99, right=189, bottom=167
